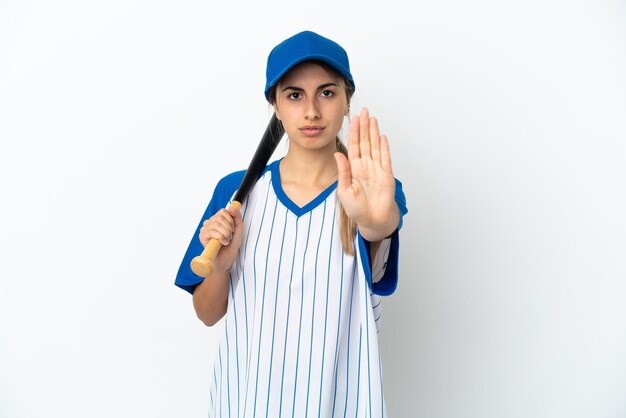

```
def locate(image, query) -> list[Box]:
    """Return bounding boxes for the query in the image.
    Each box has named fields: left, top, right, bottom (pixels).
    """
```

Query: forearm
left=192, top=270, right=230, bottom=326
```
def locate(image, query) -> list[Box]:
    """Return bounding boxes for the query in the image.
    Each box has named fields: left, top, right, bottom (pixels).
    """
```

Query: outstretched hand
left=334, top=108, right=399, bottom=242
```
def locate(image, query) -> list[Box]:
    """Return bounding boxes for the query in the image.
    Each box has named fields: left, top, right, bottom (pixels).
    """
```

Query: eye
left=288, top=92, right=302, bottom=100
left=320, top=90, right=335, bottom=98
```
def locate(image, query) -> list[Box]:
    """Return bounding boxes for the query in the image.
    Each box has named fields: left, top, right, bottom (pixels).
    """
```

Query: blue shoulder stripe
left=174, top=164, right=272, bottom=294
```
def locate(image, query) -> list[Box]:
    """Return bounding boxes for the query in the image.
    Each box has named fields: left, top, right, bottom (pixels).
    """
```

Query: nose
left=304, top=97, right=320, bottom=120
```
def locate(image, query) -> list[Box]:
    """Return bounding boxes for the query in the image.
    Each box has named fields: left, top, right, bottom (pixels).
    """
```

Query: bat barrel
left=233, top=114, right=284, bottom=203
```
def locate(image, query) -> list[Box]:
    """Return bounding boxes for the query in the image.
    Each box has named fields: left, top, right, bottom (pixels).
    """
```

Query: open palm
left=334, top=108, right=398, bottom=242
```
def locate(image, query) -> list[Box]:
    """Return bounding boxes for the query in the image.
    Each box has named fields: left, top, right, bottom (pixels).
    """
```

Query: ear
left=272, top=104, right=282, bottom=121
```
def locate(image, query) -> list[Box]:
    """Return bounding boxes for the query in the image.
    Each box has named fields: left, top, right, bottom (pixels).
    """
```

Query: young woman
left=176, top=30, right=408, bottom=417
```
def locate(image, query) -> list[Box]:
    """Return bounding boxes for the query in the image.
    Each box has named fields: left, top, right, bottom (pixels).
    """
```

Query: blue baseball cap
left=264, top=30, right=355, bottom=101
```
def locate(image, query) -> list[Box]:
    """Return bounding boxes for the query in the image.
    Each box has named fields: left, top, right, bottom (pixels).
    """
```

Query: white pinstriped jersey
left=176, top=159, right=407, bottom=418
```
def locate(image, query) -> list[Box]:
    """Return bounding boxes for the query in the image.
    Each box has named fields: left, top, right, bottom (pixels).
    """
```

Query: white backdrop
left=1, top=1, right=625, bottom=417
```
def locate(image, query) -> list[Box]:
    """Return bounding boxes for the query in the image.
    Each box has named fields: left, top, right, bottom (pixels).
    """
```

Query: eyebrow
left=281, top=82, right=338, bottom=93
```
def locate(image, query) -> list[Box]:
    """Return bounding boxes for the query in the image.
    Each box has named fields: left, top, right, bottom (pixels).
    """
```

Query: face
left=273, top=62, right=349, bottom=153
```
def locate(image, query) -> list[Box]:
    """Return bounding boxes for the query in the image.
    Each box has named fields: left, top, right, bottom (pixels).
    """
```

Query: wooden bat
left=190, top=113, right=285, bottom=278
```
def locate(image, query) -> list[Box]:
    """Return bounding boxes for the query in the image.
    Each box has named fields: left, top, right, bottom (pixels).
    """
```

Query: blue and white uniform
left=176, top=159, right=408, bottom=418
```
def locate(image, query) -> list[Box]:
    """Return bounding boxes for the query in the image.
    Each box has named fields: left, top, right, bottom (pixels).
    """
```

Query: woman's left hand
left=334, top=108, right=399, bottom=242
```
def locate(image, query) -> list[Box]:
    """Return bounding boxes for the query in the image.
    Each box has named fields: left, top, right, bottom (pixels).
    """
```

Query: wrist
left=357, top=206, right=400, bottom=242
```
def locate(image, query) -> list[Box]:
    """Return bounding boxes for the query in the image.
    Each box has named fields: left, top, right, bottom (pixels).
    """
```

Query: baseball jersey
left=175, top=159, right=408, bottom=418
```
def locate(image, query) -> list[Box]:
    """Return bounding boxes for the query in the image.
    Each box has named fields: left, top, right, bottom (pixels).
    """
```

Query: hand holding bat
left=192, top=202, right=243, bottom=277
left=190, top=113, right=284, bottom=277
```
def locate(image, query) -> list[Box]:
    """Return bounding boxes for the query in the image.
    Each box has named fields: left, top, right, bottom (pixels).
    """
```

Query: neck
left=280, top=144, right=338, bottom=187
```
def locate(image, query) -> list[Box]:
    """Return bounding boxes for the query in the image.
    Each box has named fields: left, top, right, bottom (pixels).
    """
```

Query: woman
left=176, top=30, right=408, bottom=417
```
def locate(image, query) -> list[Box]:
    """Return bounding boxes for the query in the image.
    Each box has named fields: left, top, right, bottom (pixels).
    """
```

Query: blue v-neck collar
left=270, top=159, right=338, bottom=217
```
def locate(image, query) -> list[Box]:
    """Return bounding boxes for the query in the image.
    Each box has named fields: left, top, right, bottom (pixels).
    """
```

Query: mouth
left=299, top=126, right=324, bottom=136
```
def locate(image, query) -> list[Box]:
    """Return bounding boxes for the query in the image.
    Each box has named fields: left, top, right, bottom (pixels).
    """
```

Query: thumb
left=334, top=152, right=352, bottom=192
left=226, top=202, right=244, bottom=248
left=226, top=202, right=243, bottom=226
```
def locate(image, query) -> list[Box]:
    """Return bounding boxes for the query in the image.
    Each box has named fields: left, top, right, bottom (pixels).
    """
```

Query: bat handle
left=190, top=201, right=242, bottom=278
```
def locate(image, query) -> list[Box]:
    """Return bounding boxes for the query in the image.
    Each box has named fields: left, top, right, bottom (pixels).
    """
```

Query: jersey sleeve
left=356, top=178, right=408, bottom=296
left=174, top=170, right=246, bottom=294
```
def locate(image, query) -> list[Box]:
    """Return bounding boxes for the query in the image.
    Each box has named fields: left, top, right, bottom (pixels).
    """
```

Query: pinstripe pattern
left=177, top=160, right=405, bottom=418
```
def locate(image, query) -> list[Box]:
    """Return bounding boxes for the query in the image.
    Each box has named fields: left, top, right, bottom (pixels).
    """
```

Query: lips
left=299, top=126, right=324, bottom=136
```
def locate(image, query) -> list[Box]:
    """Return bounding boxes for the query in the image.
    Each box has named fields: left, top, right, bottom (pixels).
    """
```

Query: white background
left=1, top=0, right=625, bottom=417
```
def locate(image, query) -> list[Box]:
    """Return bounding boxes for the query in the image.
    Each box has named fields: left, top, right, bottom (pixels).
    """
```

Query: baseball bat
left=190, top=113, right=285, bottom=278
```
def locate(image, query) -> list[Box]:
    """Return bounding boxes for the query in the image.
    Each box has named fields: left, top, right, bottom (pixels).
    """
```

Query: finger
left=226, top=203, right=242, bottom=224
left=199, top=232, right=211, bottom=247
left=212, top=226, right=233, bottom=246
left=359, top=108, right=371, bottom=159
left=369, top=116, right=381, bottom=165
left=202, top=223, right=232, bottom=245
left=226, top=204, right=244, bottom=236
left=380, top=135, right=393, bottom=174
left=216, top=208, right=235, bottom=230
left=334, top=152, right=352, bottom=192
left=206, top=213, right=235, bottom=245
left=347, top=115, right=360, bottom=160
left=199, top=226, right=230, bottom=247
left=213, top=218, right=233, bottom=236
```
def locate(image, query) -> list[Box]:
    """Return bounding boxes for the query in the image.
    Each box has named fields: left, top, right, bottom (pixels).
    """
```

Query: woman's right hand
left=198, top=203, right=244, bottom=274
